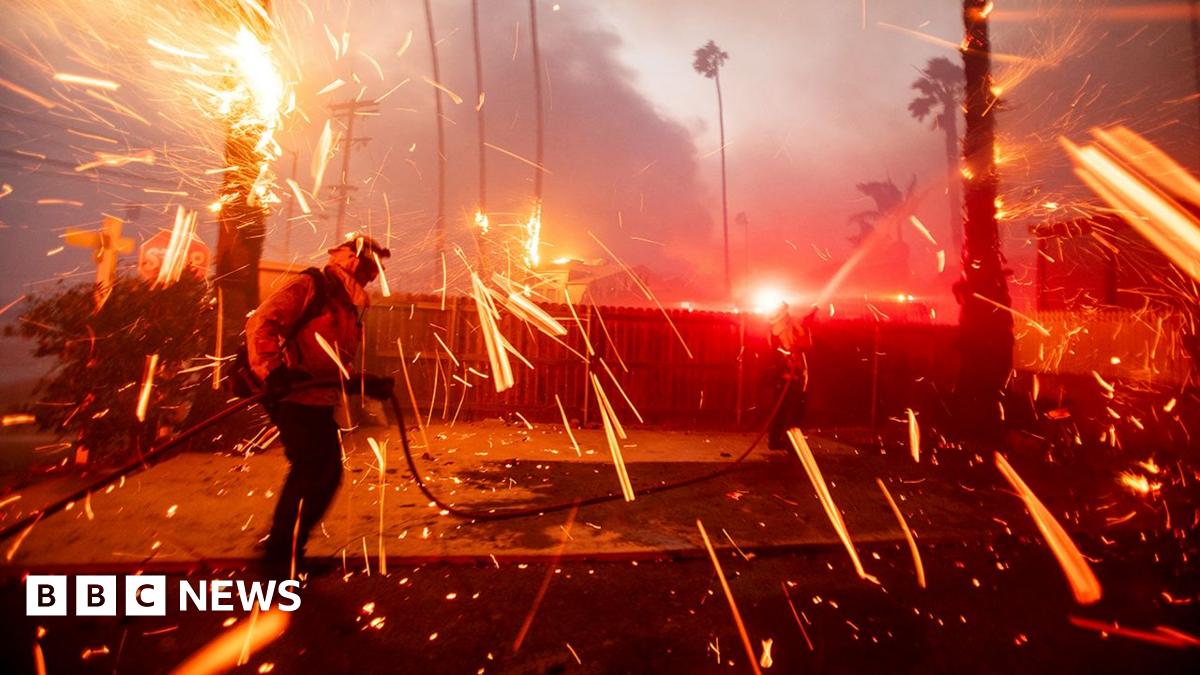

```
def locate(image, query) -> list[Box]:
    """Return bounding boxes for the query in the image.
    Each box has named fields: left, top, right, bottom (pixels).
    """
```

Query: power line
left=327, top=99, right=378, bottom=239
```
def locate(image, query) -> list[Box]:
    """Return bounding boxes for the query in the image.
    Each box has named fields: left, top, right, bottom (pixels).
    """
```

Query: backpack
left=228, top=267, right=328, bottom=398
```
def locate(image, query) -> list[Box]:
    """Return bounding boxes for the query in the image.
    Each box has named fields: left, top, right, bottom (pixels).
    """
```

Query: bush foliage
left=11, top=274, right=214, bottom=464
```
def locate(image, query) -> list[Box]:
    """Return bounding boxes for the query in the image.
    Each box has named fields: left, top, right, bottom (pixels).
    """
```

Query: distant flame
left=524, top=203, right=542, bottom=268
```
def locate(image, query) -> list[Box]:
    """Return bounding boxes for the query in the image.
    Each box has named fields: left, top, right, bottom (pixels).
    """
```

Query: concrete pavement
left=0, top=417, right=1152, bottom=568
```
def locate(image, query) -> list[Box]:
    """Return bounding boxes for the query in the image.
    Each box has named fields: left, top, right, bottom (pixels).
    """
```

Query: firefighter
left=246, top=233, right=394, bottom=572
left=766, top=301, right=815, bottom=450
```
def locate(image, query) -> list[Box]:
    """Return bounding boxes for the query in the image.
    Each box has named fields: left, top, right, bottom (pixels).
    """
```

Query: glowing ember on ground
left=995, top=452, right=1102, bottom=605
left=172, top=610, right=290, bottom=675
left=592, top=374, right=634, bottom=501
left=905, top=408, right=920, bottom=463
left=877, top=478, right=926, bottom=588
left=787, top=428, right=878, bottom=584
left=1069, top=617, right=1200, bottom=649
left=697, top=519, right=763, bottom=675
left=1117, top=471, right=1161, bottom=496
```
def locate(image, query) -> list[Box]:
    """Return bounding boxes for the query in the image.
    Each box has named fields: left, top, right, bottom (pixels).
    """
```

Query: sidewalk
left=0, top=418, right=1151, bottom=567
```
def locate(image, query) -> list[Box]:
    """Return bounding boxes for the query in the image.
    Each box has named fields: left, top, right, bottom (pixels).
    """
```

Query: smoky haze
left=0, top=0, right=1197, bottom=311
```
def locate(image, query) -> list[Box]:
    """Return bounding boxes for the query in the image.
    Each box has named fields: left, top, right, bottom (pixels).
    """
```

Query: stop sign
left=138, top=229, right=210, bottom=281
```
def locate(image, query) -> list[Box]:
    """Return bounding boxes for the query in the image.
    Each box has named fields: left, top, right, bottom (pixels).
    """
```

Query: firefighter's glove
left=362, top=375, right=396, bottom=401
left=802, top=306, right=818, bottom=329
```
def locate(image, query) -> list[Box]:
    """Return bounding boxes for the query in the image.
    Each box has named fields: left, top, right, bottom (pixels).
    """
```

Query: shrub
left=10, top=274, right=215, bottom=465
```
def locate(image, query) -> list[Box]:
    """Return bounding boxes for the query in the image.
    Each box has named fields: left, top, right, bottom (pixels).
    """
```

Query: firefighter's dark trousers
left=264, top=402, right=343, bottom=560
left=768, top=378, right=807, bottom=449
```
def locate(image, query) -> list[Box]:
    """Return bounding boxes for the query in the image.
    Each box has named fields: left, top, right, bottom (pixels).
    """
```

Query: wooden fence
left=362, top=294, right=963, bottom=429
left=1015, top=309, right=1193, bottom=385
left=362, top=295, right=1195, bottom=429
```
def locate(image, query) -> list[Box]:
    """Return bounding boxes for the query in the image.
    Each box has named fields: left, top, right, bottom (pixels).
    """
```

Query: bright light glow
left=205, top=26, right=288, bottom=208
left=218, top=28, right=285, bottom=134
left=751, top=287, right=787, bottom=314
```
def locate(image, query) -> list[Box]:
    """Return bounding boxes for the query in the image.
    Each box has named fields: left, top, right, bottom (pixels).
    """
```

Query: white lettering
left=75, top=575, right=116, bottom=616
left=25, top=575, right=67, bottom=616
left=125, top=575, right=166, bottom=616
left=179, top=580, right=206, bottom=611
left=210, top=579, right=234, bottom=610
left=236, top=580, right=277, bottom=611
left=276, top=580, right=302, bottom=611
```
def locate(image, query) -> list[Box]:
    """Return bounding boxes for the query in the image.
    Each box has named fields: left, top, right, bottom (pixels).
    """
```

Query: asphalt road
left=2, top=528, right=1198, bottom=674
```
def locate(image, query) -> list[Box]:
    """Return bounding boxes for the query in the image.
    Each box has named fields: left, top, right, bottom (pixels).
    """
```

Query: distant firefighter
left=766, top=302, right=815, bottom=450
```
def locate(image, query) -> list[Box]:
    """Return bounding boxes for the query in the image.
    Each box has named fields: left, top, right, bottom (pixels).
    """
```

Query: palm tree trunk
left=202, top=1, right=271, bottom=439
left=215, top=125, right=265, bottom=341
left=957, top=0, right=1013, bottom=440
left=715, top=71, right=731, bottom=298
left=943, top=102, right=963, bottom=254
left=216, top=1, right=270, bottom=344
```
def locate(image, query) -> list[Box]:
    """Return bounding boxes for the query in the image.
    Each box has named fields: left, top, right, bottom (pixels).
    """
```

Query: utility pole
left=471, top=0, right=489, bottom=272
left=472, top=0, right=487, bottom=217
left=328, top=99, right=378, bottom=239
left=529, top=0, right=545, bottom=205
left=736, top=211, right=749, bottom=284
left=956, top=0, right=1013, bottom=441
left=283, top=149, right=298, bottom=258
left=424, top=0, right=446, bottom=257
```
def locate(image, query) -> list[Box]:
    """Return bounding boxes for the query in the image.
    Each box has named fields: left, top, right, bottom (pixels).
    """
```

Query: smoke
left=271, top=0, right=716, bottom=291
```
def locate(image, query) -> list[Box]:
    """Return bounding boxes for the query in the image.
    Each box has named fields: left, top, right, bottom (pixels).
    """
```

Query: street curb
left=0, top=532, right=989, bottom=579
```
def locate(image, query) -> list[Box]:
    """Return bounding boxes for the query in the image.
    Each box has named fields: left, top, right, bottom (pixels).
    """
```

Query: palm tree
left=909, top=57, right=964, bottom=254
left=693, top=40, right=731, bottom=298
left=956, top=0, right=1013, bottom=441
left=215, top=1, right=271, bottom=358
left=846, top=177, right=915, bottom=247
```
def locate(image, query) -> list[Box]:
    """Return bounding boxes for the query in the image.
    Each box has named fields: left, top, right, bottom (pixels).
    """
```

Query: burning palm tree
left=693, top=40, right=731, bottom=298
left=956, top=0, right=1013, bottom=441
left=213, top=1, right=286, bottom=357
left=908, top=57, right=965, bottom=253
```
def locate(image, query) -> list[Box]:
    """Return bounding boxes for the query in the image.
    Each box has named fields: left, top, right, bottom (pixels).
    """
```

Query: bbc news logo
left=26, top=576, right=302, bottom=616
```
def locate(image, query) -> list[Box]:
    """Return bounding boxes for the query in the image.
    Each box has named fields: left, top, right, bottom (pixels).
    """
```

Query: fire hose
left=0, top=374, right=789, bottom=540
